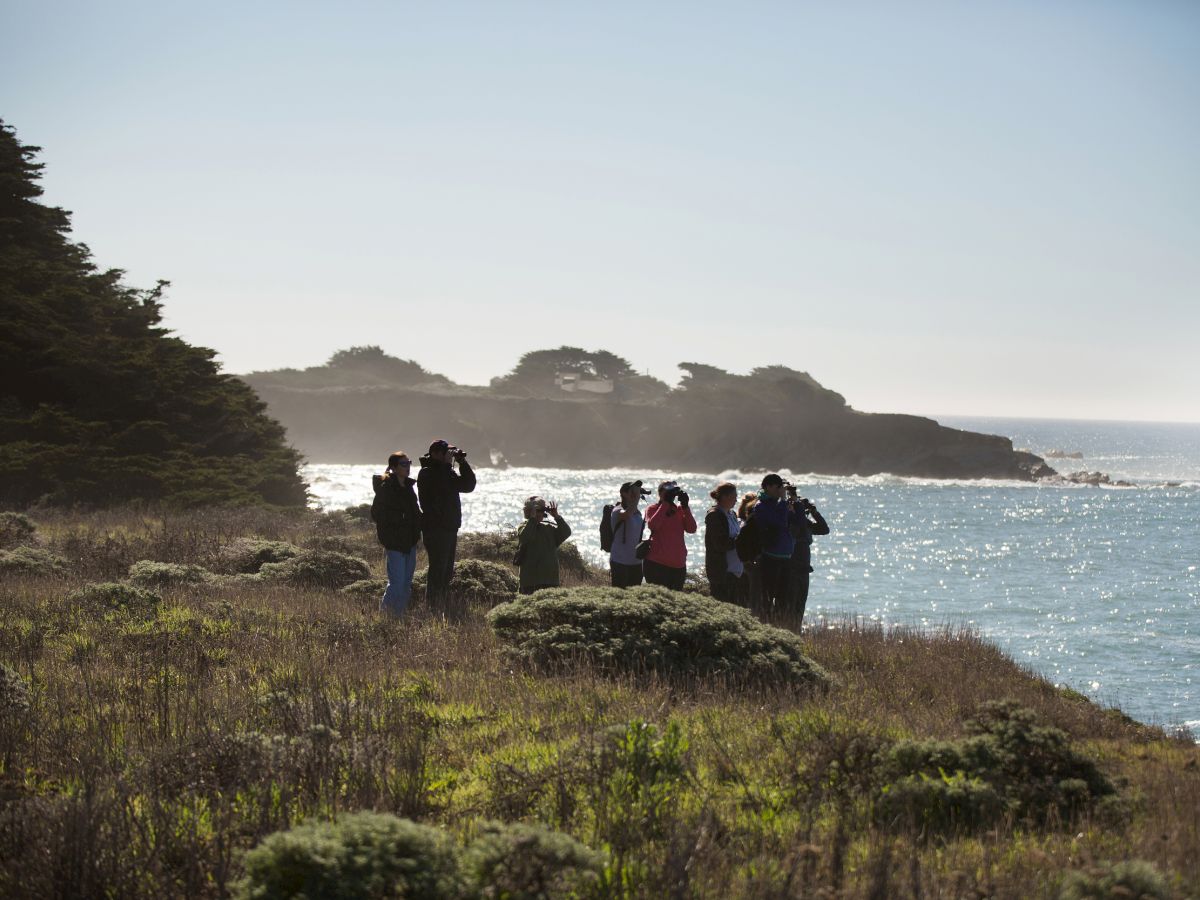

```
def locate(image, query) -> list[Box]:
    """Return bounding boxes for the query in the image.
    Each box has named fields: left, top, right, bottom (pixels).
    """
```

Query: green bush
left=462, top=820, right=601, bottom=899
left=877, top=700, right=1116, bottom=834
left=340, top=578, right=388, bottom=600
left=458, top=530, right=594, bottom=580
left=0, top=511, right=36, bottom=549
left=875, top=771, right=1007, bottom=835
left=457, top=530, right=519, bottom=565
left=341, top=503, right=372, bottom=522
left=214, top=538, right=301, bottom=574
left=235, top=811, right=464, bottom=900
left=128, top=560, right=214, bottom=588
left=0, top=662, right=30, bottom=720
left=258, top=550, right=372, bottom=589
left=68, top=582, right=162, bottom=617
left=415, top=559, right=519, bottom=607
left=0, top=546, right=67, bottom=578
left=1058, top=859, right=1169, bottom=900
left=487, top=585, right=829, bottom=687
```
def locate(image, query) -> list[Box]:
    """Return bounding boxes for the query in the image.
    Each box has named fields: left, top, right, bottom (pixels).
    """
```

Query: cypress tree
left=0, top=121, right=307, bottom=507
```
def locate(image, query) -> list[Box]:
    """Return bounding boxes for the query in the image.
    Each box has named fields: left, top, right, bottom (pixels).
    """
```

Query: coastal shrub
left=458, top=529, right=595, bottom=579
left=877, top=700, right=1115, bottom=834
left=68, top=582, right=163, bottom=617
left=0, top=546, right=67, bottom=578
left=0, top=663, right=30, bottom=721
left=591, top=720, right=691, bottom=848
left=457, top=530, right=519, bottom=565
left=487, top=585, right=829, bottom=687
left=341, top=503, right=372, bottom=522
left=875, top=771, right=1007, bottom=835
left=235, top=811, right=464, bottom=900
left=414, top=559, right=519, bottom=607
left=462, top=820, right=602, bottom=899
left=340, top=578, right=387, bottom=600
left=214, top=538, right=301, bottom=574
left=258, top=550, right=371, bottom=590
left=1058, top=860, right=1169, bottom=900
left=0, top=663, right=31, bottom=762
left=0, top=512, right=36, bottom=548
left=128, top=559, right=214, bottom=589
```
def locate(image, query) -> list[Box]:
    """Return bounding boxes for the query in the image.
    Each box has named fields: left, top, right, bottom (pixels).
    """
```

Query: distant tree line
left=0, top=121, right=307, bottom=508
left=249, top=345, right=848, bottom=413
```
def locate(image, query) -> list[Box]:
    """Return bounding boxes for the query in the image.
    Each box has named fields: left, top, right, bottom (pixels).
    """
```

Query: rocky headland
left=243, top=347, right=1060, bottom=481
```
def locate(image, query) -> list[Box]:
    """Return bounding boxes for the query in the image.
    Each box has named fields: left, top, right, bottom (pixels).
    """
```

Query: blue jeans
left=381, top=548, right=417, bottom=616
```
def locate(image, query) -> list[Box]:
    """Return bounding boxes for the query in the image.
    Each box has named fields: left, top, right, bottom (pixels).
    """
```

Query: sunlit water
left=304, top=418, right=1200, bottom=736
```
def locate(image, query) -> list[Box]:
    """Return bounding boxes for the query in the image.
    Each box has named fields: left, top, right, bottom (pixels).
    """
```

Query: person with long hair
left=704, top=481, right=744, bottom=603
left=370, top=451, right=422, bottom=615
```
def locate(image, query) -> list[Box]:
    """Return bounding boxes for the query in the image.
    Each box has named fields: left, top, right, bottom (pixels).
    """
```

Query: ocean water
left=304, top=417, right=1200, bottom=736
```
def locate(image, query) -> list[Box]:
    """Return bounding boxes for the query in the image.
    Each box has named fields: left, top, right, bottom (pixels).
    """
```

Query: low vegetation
left=488, top=585, right=829, bottom=687
left=0, top=506, right=1196, bottom=898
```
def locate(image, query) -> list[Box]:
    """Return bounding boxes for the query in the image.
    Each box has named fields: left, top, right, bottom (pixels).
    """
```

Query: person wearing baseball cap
left=417, top=439, right=476, bottom=611
left=609, top=480, right=651, bottom=587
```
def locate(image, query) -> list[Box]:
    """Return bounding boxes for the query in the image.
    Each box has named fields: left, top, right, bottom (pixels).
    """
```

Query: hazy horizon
left=3, top=1, right=1197, bottom=422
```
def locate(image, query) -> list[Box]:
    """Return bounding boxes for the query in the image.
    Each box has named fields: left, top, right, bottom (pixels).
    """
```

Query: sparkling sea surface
left=303, top=417, right=1200, bottom=736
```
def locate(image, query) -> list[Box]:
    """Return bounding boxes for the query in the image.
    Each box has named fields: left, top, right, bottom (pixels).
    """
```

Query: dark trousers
left=643, top=558, right=686, bottom=591
left=787, top=554, right=812, bottom=623
left=708, top=570, right=745, bottom=606
left=759, top=555, right=791, bottom=612
left=610, top=562, right=644, bottom=588
left=520, top=584, right=557, bottom=596
left=423, top=528, right=458, bottom=609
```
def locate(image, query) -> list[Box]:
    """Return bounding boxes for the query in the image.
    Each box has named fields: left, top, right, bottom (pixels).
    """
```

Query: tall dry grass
left=0, top=507, right=1195, bottom=898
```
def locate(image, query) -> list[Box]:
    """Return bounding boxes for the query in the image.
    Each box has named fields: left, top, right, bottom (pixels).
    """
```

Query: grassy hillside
left=0, top=508, right=1196, bottom=898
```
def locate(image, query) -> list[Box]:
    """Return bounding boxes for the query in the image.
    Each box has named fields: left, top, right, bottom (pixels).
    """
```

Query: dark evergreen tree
left=0, top=121, right=307, bottom=507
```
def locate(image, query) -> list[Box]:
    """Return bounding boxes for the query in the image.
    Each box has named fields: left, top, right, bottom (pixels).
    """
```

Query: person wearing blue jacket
left=753, top=473, right=804, bottom=613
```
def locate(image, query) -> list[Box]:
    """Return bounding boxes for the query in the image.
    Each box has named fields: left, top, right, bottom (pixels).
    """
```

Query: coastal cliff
left=243, top=347, right=1053, bottom=480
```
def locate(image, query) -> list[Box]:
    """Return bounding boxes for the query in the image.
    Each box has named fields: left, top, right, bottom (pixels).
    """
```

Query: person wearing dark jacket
left=754, top=473, right=805, bottom=614
left=516, top=496, right=572, bottom=594
left=416, top=439, right=477, bottom=610
left=704, top=482, right=744, bottom=605
left=786, top=486, right=830, bottom=625
left=371, top=451, right=422, bottom=616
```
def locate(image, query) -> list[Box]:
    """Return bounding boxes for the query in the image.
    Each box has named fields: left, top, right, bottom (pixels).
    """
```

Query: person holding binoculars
left=515, top=496, right=572, bottom=594
left=642, top=479, right=697, bottom=591
left=786, top=482, right=829, bottom=623
left=417, top=439, right=476, bottom=611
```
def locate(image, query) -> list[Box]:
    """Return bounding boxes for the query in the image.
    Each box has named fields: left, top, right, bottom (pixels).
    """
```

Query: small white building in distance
left=555, top=373, right=614, bottom=394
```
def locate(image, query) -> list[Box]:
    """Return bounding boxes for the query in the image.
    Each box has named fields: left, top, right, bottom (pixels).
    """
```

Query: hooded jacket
left=371, top=473, right=422, bottom=552
left=753, top=491, right=804, bottom=559
left=416, top=455, right=476, bottom=531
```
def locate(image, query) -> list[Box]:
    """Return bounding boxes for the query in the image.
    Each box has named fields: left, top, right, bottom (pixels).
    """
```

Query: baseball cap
left=761, top=473, right=784, bottom=488
left=428, top=439, right=449, bottom=453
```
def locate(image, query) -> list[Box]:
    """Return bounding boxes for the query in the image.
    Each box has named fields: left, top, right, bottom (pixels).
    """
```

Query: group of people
left=370, top=439, right=476, bottom=615
left=605, top=474, right=828, bottom=620
left=369, top=441, right=829, bottom=623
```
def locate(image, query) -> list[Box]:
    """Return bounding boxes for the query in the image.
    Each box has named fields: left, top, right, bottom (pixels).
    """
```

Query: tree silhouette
left=0, top=120, right=307, bottom=507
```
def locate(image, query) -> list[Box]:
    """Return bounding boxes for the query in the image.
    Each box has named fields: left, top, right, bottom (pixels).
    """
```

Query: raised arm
left=452, top=459, right=477, bottom=494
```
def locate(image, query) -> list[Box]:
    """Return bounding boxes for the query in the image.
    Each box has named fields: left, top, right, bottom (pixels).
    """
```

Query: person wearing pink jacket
left=643, top=480, right=697, bottom=590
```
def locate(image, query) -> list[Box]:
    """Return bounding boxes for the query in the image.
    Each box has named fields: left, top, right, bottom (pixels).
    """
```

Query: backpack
left=735, top=513, right=762, bottom=563
left=599, top=503, right=616, bottom=552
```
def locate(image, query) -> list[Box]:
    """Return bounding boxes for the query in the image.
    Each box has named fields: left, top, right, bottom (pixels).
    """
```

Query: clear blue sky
left=3, top=1, right=1198, bottom=421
